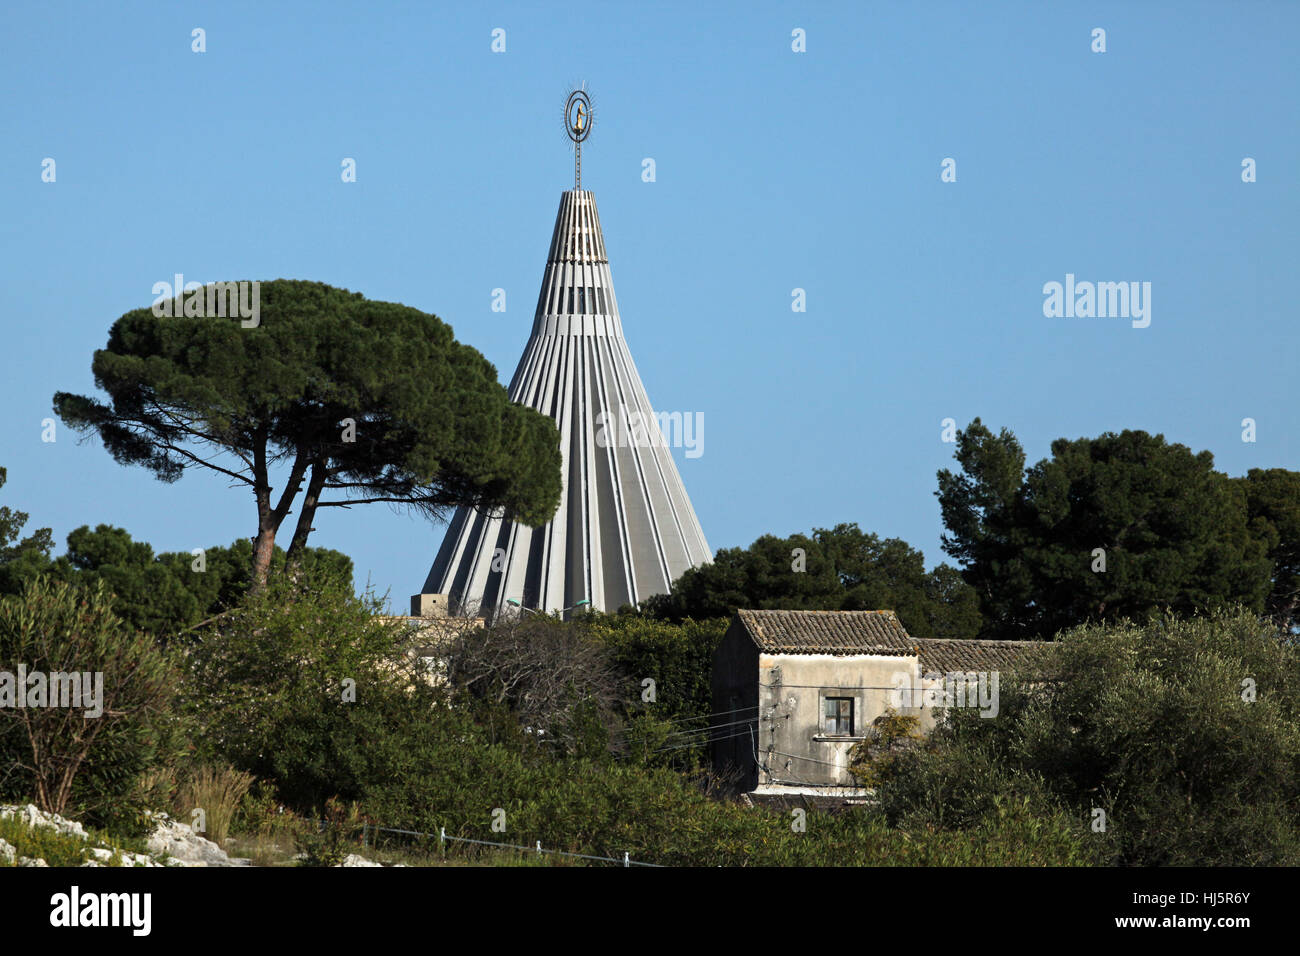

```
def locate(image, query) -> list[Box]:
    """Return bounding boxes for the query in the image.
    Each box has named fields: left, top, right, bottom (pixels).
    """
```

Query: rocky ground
left=0, top=804, right=395, bottom=868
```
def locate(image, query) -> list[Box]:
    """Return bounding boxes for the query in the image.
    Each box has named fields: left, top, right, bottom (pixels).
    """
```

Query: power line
left=649, top=726, right=755, bottom=754
left=651, top=704, right=759, bottom=726
left=655, top=715, right=760, bottom=742
left=600, top=705, right=759, bottom=744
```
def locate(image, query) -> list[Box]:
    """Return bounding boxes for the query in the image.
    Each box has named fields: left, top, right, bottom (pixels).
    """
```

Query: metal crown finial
left=564, top=87, right=593, bottom=190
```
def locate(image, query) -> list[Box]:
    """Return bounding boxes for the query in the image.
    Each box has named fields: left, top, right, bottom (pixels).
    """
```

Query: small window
left=577, top=287, right=586, bottom=314
left=823, top=697, right=854, bottom=736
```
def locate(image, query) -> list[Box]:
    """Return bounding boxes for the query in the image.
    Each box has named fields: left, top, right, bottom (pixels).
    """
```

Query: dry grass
left=174, top=764, right=255, bottom=846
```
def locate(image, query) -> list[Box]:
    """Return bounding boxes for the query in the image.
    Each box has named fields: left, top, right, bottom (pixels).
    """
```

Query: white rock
left=145, top=816, right=248, bottom=867
left=78, top=845, right=165, bottom=867
left=0, top=804, right=88, bottom=841
left=0, top=804, right=238, bottom=867
left=338, top=854, right=382, bottom=867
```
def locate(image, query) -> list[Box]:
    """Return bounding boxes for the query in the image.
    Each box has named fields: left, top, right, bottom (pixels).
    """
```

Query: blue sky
left=2, top=1, right=1296, bottom=610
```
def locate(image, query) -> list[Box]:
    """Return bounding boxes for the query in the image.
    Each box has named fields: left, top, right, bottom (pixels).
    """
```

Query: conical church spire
left=421, top=93, right=711, bottom=615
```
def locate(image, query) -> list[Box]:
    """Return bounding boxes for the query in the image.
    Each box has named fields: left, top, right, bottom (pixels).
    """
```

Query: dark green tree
left=0, top=467, right=54, bottom=596
left=645, top=523, right=981, bottom=639
left=52, top=525, right=198, bottom=637
left=1237, top=467, right=1300, bottom=631
left=30, top=524, right=354, bottom=639
left=157, top=536, right=353, bottom=624
left=938, top=419, right=1273, bottom=638
left=53, top=280, right=561, bottom=589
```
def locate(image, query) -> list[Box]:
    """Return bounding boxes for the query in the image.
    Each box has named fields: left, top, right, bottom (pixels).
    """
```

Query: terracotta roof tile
left=917, top=639, right=1050, bottom=674
left=733, top=610, right=1052, bottom=672
left=735, top=609, right=914, bottom=655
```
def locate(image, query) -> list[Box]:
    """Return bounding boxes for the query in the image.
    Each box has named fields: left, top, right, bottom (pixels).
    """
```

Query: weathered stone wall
left=756, top=652, right=921, bottom=787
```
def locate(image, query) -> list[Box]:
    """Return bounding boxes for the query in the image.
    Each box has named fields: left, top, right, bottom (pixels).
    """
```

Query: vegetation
left=181, top=574, right=438, bottom=811
left=0, top=578, right=179, bottom=821
left=4, top=400, right=1300, bottom=867
left=874, top=610, right=1300, bottom=865
left=0, top=812, right=149, bottom=868
left=587, top=613, right=727, bottom=722
left=173, top=764, right=255, bottom=846
left=847, top=710, right=924, bottom=789
left=3, top=553, right=1296, bottom=865
left=643, top=522, right=981, bottom=640
left=0, top=522, right=353, bottom=641
left=53, top=280, right=562, bottom=589
left=0, top=467, right=53, bottom=598
left=1238, top=467, right=1300, bottom=631
left=937, top=419, right=1279, bottom=639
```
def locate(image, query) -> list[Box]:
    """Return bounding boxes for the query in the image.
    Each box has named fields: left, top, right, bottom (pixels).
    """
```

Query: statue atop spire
left=564, top=86, right=593, bottom=190
left=420, top=88, right=712, bottom=617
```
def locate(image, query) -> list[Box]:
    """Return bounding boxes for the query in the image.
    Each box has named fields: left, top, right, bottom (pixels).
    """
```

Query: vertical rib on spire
left=423, top=190, right=711, bottom=615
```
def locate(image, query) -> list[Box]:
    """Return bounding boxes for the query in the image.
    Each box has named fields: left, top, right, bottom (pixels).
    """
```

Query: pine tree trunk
left=285, top=463, right=327, bottom=575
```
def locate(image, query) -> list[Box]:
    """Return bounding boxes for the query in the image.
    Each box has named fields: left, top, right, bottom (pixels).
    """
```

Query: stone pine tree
left=53, top=280, right=562, bottom=590
left=937, top=418, right=1274, bottom=639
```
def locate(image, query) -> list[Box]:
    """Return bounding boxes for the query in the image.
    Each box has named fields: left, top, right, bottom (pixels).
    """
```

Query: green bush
left=183, top=576, right=447, bottom=812
left=875, top=609, right=1300, bottom=865
left=586, top=614, right=727, bottom=725
left=0, top=814, right=148, bottom=867
left=295, top=798, right=360, bottom=866
left=176, top=581, right=1104, bottom=866
left=361, top=734, right=1099, bottom=866
left=0, top=577, right=180, bottom=826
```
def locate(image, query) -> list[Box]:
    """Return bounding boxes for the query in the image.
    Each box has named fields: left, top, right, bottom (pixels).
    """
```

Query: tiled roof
left=917, top=638, right=1050, bottom=674
left=735, top=609, right=915, bottom=655
left=733, top=609, right=1052, bottom=671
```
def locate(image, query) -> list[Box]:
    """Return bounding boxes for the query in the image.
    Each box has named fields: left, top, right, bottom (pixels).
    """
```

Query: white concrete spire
left=422, top=189, right=711, bottom=615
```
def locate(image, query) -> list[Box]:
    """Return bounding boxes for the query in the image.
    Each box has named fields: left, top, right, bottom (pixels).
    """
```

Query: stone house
left=711, top=609, right=1045, bottom=794
left=374, top=593, right=486, bottom=689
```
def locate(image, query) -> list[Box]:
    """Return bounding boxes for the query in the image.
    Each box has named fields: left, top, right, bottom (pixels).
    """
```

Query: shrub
left=444, top=614, right=627, bottom=743
left=361, top=737, right=1100, bottom=866
left=183, top=576, right=447, bottom=812
left=874, top=609, right=1300, bottom=865
left=847, top=709, right=923, bottom=788
left=587, top=615, right=727, bottom=724
left=295, top=798, right=359, bottom=867
left=0, top=577, right=179, bottom=821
